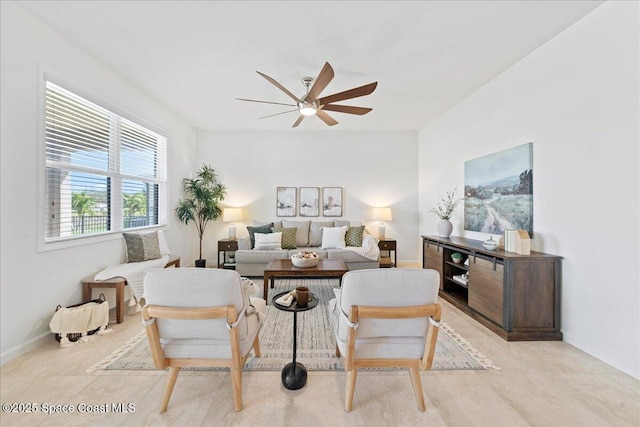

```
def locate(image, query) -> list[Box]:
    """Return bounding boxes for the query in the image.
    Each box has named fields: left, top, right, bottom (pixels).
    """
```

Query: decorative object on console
left=464, top=143, right=533, bottom=236
left=372, top=207, right=392, bottom=240
left=322, top=187, right=343, bottom=216
left=429, top=188, right=464, bottom=238
left=291, top=251, right=319, bottom=268
left=223, top=208, right=243, bottom=240
left=504, top=229, right=530, bottom=254
left=482, top=236, right=499, bottom=251
left=235, top=62, right=377, bottom=128
left=176, top=164, right=227, bottom=268
left=276, top=187, right=296, bottom=217
left=451, top=252, right=464, bottom=263
left=299, top=187, right=320, bottom=217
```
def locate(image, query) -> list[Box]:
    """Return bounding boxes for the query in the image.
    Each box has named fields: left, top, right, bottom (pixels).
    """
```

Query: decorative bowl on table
left=482, top=237, right=499, bottom=251
left=291, top=251, right=319, bottom=268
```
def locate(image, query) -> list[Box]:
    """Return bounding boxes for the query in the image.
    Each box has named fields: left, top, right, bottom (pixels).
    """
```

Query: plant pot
left=436, top=219, right=453, bottom=238
left=194, top=259, right=207, bottom=268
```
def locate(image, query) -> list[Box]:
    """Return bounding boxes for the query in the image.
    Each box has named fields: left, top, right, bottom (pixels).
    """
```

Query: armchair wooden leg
left=408, top=367, right=426, bottom=411
left=231, top=365, right=243, bottom=412
left=335, top=345, right=340, bottom=357
left=253, top=334, right=261, bottom=358
left=160, top=367, right=180, bottom=412
left=345, top=369, right=358, bottom=412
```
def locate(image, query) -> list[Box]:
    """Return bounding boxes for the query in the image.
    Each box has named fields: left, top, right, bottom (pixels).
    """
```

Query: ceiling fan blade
left=258, top=109, right=299, bottom=120
left=317, top=82, right=378, bottom=105
left=236, top=98, right=297, bottom=107
left=292, top=115, right=305, bottom=128
left=256, top=71, right=300, bottom=102
left=322, top=104, right=372, bottom=115
left=306, top=62, right=335, bottom=102
left=316, top=109, right=338, bottom=126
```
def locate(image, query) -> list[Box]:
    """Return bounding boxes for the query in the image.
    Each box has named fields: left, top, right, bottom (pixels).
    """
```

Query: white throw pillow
left=320, top=226, right=348, bottom=249
left=254, top=232, right=282, bottom=250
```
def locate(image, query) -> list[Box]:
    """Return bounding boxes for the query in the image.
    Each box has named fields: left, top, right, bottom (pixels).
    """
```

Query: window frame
left=37, top=75, right=168, bottom=252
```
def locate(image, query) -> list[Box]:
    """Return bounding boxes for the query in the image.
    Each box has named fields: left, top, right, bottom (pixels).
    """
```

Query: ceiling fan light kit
left=236, top=62, right=377, bottom=127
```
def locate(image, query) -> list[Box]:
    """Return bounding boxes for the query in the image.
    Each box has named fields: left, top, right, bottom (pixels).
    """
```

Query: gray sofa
left=233, top=220, right=380, bottom=276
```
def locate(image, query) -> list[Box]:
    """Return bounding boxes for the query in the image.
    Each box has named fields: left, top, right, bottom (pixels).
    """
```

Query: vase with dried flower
left=429, top=188, right=464, bottom=238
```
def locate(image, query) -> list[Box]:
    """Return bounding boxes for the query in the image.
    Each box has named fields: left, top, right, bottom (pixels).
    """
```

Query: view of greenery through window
left=45, top=81, right=166, bottom=241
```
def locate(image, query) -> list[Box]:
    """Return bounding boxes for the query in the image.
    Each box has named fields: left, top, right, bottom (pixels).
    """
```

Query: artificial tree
left=176, top=164, right=227, bottom=266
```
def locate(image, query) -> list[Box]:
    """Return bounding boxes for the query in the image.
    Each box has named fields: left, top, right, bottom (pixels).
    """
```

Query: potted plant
left=176, top=164, right=227, bottom=267
left=429, top=188, right=464, bottom=238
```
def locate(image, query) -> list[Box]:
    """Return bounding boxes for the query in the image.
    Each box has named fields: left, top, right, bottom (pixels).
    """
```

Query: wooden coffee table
left=263, top=259, right=349, bottom=302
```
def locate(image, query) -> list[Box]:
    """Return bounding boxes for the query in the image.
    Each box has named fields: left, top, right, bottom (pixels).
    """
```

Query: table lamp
left=372, top=207, right=392, bottom=240
left=223, top=208, right=243, bottom=240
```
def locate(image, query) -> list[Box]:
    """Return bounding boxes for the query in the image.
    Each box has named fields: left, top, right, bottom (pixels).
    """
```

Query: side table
left=217, top=238, right=238, bottom=269
left=272, top=291, right=318, bottom=390
left=378, top=238, right=397, bottom=268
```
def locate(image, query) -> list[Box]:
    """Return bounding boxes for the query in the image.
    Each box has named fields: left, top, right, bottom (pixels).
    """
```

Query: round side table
left=272, top=290, right=318, bottom=390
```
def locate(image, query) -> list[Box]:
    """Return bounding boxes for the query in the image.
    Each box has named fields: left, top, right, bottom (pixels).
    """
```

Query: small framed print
left=322, top=187, right=343, bottom=217
left=276, top=187, right=296, bottom=217
left=299, top=187, right=320, bottom=217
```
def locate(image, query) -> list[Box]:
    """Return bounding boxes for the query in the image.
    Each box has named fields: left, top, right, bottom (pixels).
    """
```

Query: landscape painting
left=464, top=143, right=533, bottom=236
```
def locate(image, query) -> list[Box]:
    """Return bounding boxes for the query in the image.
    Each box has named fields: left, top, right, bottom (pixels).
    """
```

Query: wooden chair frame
left=336, top=303, right=442, bottom=412
left=142, top=304, right=261, bottom=412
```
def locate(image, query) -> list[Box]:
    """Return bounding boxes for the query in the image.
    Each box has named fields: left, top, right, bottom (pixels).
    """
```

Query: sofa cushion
left=123, top=231, right=162, bottom=262
left=247, top=223, right=273, bottom=248
left=321, top=226, right=348, bottom=249
left=272, top=227, right=297, bottom=249
left=255, top=220, right=282, bottom=229
left=282, top=220, right=311, bottom=247
left=309, top=221, right=334, bottom=247
left=345, top=225, right=365, bottom=247
left=254, top=232, right=282, bottom=250
left=328, top=248, right=375, bottom=262
left=235, top=249, right=289, bottom=263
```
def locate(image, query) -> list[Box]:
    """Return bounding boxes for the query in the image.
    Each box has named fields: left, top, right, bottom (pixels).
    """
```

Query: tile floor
left=1, top=299, right=638, bottom=426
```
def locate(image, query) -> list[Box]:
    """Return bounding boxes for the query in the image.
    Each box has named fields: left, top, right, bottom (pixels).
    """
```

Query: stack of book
left=504, top=229, right=531, bottom=255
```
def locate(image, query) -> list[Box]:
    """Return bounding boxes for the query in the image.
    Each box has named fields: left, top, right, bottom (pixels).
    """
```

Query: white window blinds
left=44, top=81, right=167, bottom=241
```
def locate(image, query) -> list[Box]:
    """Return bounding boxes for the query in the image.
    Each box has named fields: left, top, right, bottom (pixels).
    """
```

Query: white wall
left=194, top=130, right=419, bottom=265
left=0, top=2, right=196, bottom=363
left=418, top=1, right=639, bottom=378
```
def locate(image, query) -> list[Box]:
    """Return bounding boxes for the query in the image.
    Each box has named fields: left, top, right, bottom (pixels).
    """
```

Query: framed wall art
left=322, top=187, right=343, bottom=217
left=464, top=142, right=533, bottom=236
left=276, top=187, right=296, bottom=217
left=299, top=187, right=320, bottom=217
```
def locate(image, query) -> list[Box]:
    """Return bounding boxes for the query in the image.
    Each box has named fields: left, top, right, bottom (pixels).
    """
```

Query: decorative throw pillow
left=282, top=220, right=311, bottom=247
left=272, top=227, right=297, bottom=249
left=320, top=226, right=348, bottom=249
left=309, top=221, right=334, bottom=246
left=254, top=232, right=282, bottom=250
left=247, top=223, right=273, bottom=248
left=123, top=232, right=162, bottom=262
left=345, top=225, right=365, bottom=247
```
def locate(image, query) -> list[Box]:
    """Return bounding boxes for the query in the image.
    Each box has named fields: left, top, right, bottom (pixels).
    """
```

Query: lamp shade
left=223, top=208, right=243, bottom=223
left=372, top=207, right=392, bottom=222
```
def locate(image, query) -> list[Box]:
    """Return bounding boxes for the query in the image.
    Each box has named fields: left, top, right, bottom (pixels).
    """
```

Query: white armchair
left=329, top=268, right=441, bottom=412
left=142, top=268, right=265, bottom=412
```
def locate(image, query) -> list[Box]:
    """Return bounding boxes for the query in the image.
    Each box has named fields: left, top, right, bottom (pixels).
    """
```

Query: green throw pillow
left=345, top=225, right=365, bottom=247
left=123, top=232, right=162, bottom=262
left=247, top=223, right=273, bottom=248
left=272, top=227, right=297, bottom=249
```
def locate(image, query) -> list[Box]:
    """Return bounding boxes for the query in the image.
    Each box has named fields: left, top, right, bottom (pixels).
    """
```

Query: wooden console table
left=423, top=236, right=562, bottom=341
left=81, top=254, right=180, bottom=323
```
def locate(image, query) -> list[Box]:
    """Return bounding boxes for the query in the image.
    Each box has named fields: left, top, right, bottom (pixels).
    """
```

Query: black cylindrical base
left=281, top=362, right=307, bottom=390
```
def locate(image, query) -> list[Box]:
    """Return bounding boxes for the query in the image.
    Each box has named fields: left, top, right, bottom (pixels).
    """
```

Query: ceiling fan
left=236, top=62, right=377, bottom=127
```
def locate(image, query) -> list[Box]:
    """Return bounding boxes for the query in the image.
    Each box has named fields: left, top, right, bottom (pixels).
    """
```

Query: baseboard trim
left=1, top=332, right=51, bottom=366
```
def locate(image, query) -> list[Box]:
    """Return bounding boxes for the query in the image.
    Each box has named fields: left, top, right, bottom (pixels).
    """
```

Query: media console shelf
left=422, top=235, right=562, bottom=341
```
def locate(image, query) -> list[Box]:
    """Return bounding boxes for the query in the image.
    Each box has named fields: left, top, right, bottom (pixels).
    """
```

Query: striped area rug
left=88, top=278, right=499, bottom=372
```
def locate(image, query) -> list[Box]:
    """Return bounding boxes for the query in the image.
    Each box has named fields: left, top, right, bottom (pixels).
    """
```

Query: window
left=44, top=81, right=167, bottom=242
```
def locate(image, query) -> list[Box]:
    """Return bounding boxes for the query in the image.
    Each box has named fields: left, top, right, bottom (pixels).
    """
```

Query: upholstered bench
left=81, top=254, right=180, bottom=323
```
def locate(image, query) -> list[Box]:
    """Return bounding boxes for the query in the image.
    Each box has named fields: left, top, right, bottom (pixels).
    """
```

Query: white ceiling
left=16, top=1, right=604, bottom=131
